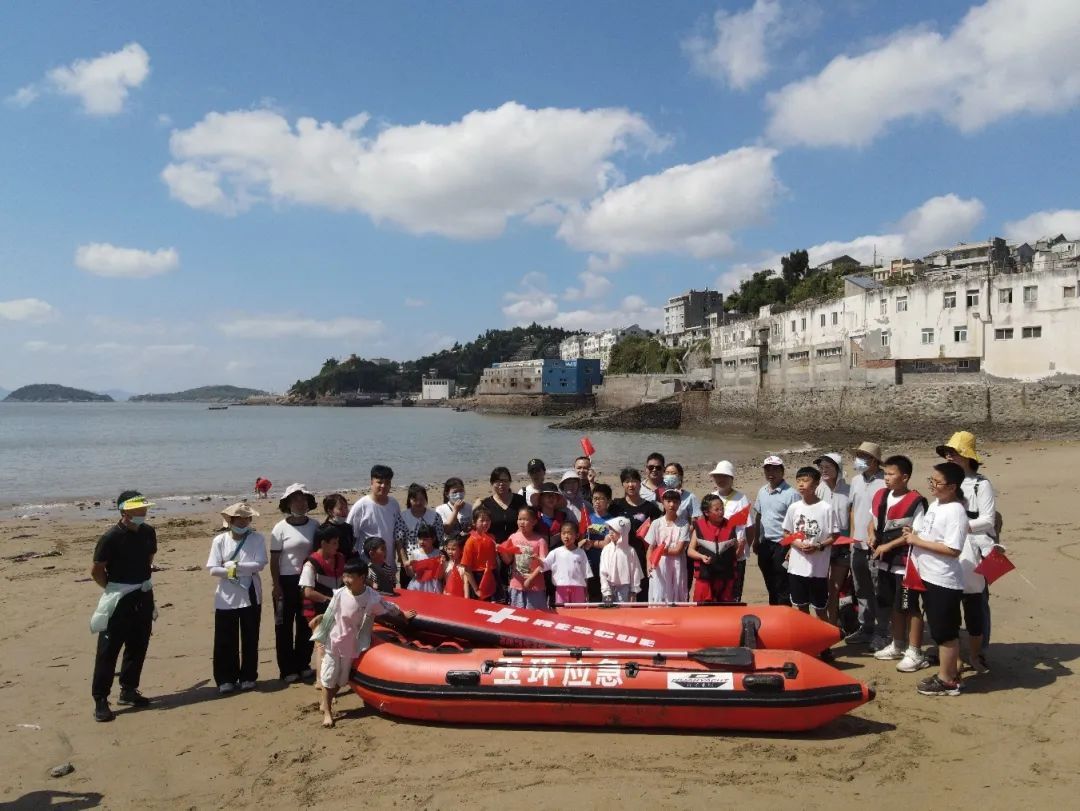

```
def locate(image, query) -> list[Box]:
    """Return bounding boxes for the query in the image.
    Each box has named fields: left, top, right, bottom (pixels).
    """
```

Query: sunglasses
left=646, top=465, right=663, bottom=471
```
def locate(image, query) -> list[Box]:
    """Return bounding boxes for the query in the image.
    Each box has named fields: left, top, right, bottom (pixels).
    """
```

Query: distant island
left=4, top=383, right=114, bottom=403
left=130, top=385, right=268, bottom=403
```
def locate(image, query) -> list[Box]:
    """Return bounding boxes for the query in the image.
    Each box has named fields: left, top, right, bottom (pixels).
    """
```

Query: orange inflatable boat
left=352, top=634, right=873, bottom=732
left=556, top=602, right=840, bottom=656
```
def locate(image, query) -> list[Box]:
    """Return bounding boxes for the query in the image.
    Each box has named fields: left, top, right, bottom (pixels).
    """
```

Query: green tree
left=780, top=249, right=809, bottom=287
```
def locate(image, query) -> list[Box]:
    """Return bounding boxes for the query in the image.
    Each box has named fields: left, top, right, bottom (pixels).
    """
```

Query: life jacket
left=872, top=490, right=927, bottom=569
left=301, top=550, right=345, bottom=619
left=693, top=517, right=735, bottom=579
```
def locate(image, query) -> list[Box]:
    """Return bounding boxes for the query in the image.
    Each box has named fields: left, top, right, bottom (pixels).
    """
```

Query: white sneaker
left=218, top=682, right=236, bottom=695
left=897, top=650, right=930, bottom=672
left=873, top=641, right=904, bottom=660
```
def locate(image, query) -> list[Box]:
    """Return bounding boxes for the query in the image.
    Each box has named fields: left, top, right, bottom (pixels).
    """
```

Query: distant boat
left=400, top=397, right=415, bottom=407
left=344, top=395, right=382, bottom=407
left=208, top=405, right=229, bottom=411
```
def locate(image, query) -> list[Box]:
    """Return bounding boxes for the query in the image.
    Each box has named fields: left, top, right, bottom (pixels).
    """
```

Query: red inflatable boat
left=556, top=602, right=840, bottom=656
left=352, top=633, right=873, bottom=732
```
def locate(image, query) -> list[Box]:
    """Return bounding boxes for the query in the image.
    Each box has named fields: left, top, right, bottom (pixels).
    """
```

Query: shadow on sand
left=0, top=791, right=103, bottom=810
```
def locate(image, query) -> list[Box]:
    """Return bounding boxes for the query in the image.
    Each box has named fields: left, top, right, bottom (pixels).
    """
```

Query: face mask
left=290, top=511, right=308, bottom=520
left=231, top=524, right=250, bottom=536
left=853, top=458, right=869, bottom=473
left=449, top=492, right=464, bottom=503
left=663, top=475, right=681, bottom=489
left=329, top=516, right=346, bottom=525
left=129, top=516, right=146, bottom=526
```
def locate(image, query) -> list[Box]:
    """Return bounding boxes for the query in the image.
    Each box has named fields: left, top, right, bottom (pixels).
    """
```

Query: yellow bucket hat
left=936, top=431, right=982, bottom=464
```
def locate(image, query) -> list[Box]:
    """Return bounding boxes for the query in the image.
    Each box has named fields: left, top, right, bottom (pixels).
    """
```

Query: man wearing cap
left=520, top=458, right=547, bottom=507
left=89, top=490, right=158, bottom=722
left=751, top=457, right=799, bottom=605
left=846, top=442, right=889, bottom=647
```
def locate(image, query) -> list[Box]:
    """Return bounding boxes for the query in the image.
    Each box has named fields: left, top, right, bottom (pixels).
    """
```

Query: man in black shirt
left=90, top=490, right=158, bottom=722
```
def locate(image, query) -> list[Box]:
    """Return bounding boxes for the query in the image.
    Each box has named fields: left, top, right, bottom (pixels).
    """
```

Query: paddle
left=499, top=646, right=755, bottom=668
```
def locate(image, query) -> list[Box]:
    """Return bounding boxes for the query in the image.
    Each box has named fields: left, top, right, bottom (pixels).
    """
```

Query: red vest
left=871, top=490, right=927, bottom=569
left=301, top=550, right=345, bottom=619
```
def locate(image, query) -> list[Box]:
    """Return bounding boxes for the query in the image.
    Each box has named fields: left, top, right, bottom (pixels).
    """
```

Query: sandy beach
left=2, top=440, right=1078, bottom=809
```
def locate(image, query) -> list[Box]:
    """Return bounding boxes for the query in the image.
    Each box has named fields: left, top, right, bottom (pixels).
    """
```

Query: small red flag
left=974, top=547, right=1015, bottom=585
left=902, top=554, right=926, bottom=592
left=580, top=436, right=596, bottom=457
left=411, top=556, right=443, bottom=583
left=780, top=531, right=806, bottom=548
left=444, top=565, right=465, bottom=597
left=833, top=535, right=855, bottom=547
left=496, top=539, right=518, bottom=556
left=578, top=509, right=590, bottom=539
left=726, top=504, right=752, bottom=528
left=477, top=563, right=496, bottom=599
left=635, top=517, right=652, bottom=540
left=647, top=540, right=666, bottom=568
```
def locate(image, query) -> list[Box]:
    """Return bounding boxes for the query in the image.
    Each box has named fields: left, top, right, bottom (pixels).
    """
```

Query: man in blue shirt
left=752, top=456, right=799, bottom=606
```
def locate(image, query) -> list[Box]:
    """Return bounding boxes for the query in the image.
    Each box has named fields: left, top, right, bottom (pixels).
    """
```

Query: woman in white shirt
left=207, top=503, right=267, bottom=694
left=435, top=477, right=472, bottom=535
left=270, top=483, right=319, bottom=683
left=394, top=483, right=446, bottom=586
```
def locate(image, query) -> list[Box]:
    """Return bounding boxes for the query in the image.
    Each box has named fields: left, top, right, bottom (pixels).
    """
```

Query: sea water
left=0, top=402, right=791, bottom=512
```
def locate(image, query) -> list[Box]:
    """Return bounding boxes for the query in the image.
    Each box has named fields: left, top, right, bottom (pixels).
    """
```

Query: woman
left=936, top=431, right=998, bottom=673
left=435, top=477, right=472, bottom=535
left=394, top=483, right=445, bottom=588
left=476, top=466, right=526, bottom=602
left=318, top=493, right=355, bottom=558
left=269, top=483, right=319, bottom=683
left=814, top=453, right=852, bottom=626
left=707, top=460, right=753, bottom=602
left=611, top=467, right=661, bottom=601
left=207, top=503, right=267, bottom=694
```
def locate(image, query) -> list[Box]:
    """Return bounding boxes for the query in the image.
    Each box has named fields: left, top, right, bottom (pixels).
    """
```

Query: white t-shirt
left=542, top=545, right=593, bottom=587
left=782, top=500, right=836, bottom=579
left=435, top=501, right=473, bottom=532
left=269, top=518, right=318, bottom=576
left=206, top=530, right=268, bottom=610
left=849, top=472, right=887, bottom=547
left=911, top=500, right=967, bottom=590
left=347, top=495, right=402, bottom=563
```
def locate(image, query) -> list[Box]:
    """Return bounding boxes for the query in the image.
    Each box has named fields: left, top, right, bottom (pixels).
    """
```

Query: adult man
left=347, top=464, right=402, bottom=572
left=90, top=491, right=158, bottom=722
left=574, top=455, right=594, bottom=499
left=640, top=452, right=666, bottom=502
left=751, top=457, right=799, bottom=606
left=846, top=441, right=889, bottom=647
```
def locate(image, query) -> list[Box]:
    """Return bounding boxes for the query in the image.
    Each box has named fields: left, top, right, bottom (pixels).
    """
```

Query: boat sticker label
left=474, top=607, right=657, bottom=648
left=595, top=658, right=623, bottom=688
left=666, top=672, right=735, bottom=690
left=493, top=659, right=522, bottom=685
left=562, top=664, right=592, bottom=687
left=527, top=659, right=557, bottom=686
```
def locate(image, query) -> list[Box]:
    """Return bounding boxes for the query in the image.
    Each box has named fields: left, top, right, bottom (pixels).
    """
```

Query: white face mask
left=663, top=474, right=681, bottom=489
left=853, top=458, right=869, bottom=473
left=290, top=511, right=309, bottom=520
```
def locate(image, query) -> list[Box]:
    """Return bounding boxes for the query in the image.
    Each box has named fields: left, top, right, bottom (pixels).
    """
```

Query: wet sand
left=2, top=440, right=1078, bottom=808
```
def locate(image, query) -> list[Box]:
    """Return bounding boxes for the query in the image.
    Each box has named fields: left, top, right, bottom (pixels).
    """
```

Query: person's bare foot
left=322, top=713, right=335, bottom=728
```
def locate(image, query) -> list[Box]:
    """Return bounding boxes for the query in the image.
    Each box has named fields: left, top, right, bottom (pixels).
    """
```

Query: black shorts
left=789, top=574, right=827, bottom=610
left=830, top=544, right=851, bottom=565
left=879, top=571, right=922, bottom=616
left=922, top=581, right=962, bottom=645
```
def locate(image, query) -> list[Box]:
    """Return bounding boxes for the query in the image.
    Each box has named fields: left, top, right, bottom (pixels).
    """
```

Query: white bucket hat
left=278, top=482, right=316, bottom=513
left=709, top=460, right=736, bottom=478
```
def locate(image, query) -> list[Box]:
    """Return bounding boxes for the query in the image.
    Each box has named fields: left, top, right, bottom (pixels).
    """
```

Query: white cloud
left=220, top=316, right=383, bottom=339
left=552, top=295, right=664, bottom=332
left=404, top=297, right=426, bottom=308
left=557, top=147, right=782, bottom=258
left=767, top=0, right=1080, bottom=147
left=23, top=340, right=66, bottom=352
left=75, top=243, right=180, bottom=278
left=1003, top=209, right=1080, bottom=242
left=0, top=298, right=56, bottom=322
left=563, top=272, right=614, bottom=302
left=502, top=273, right=560, bottom=324
left=585, top=254, right=625, bottom=273
left=502, top=272, right=661, bottom=332
left=162, top=102, right=663, bottom=239
left=684, top=0, right=786, bottom=90
left=157, top=113, right=173, bottom=127
left=15, top=43, right=151, bottom=116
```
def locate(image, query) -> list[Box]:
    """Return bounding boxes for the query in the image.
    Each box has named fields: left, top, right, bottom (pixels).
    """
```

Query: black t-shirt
left=480, top=494, right=527, bottom=543
left=611, top=498, right=662, bottom=572
left=93, top=522, right=158, bottom=584
left=319, top=520, right=356, bottom=559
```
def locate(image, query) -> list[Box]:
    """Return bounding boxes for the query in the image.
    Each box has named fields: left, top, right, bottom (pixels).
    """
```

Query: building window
left=850, top=352, right=860, bottom=368
left=915, top=360, right=930, bottom=370
left=787, top=350, right=809, bottom=361
left=958, top=360, right=970, bottom=369
left=994, top=328, right=1013, bottom=340
left=879, top=299, right=887, bottom=315
left=800, top=317, right=806, bottom=331
left=740, top=357, right=758, bottom=367
left=769, top=353, right=782, bottom=364
left=1022, top=326, right=1042, bottom=339
left=819, top=313, right=826, bottom=327
left=896, top=297, right=908, bottom=312
left=1023, top=286, right=1038, bottom=303
left=966, top=289, right=980, bottom=308
left=1064, top=286, right=1076, bottom=299
left=954, top=327, right=967, bottom=342
left=943, top=291, right=957, bottom=308
left=790, top=319, right=796, bottom=332
left=772, top=323, right=781, bottom=337
left=816, top=346, right=842, bottom=359
left=723, top=360, right=737, bottom=369
left=999, top=288, right=1013, bottom=304
left=831, top=312, right=839, bottom=325
left=921, top=328, right=935, bottom=344
left=881, top=331, right=890, bottom=347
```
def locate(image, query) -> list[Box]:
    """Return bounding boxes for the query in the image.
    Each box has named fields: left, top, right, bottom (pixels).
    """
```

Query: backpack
left=970, top=477, right=1004, bottom=538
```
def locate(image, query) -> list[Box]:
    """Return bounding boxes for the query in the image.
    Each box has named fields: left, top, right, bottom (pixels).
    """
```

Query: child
left=362, top=537, right=397, bottom=593
left=541, top=522, right=593, bottom=604
left=584, top=483, right=616, bottom=602
left=254, top=477, right=272, bottom=500
left=436, top=478, right=472, bottom=535
left=868, top=455, right=929, bottom=671
left=645, top=490, right=690, bottom=603
left=300, top=526, right=346, bottom=685
left=902, top=462, right=968, bottom=696
left=442, top=537, right=468, bottom=596
left=782, top=467, right=837, bottom=620
left=309, top=558, right=416, bottom=728
left=689, top=494, right=739, bottom=603
left=599, top=517, right=642, bottom=603
left=207, top=503, right=267, bottom=694
left=319, top=493, right=355, bottom=558
left=501, top=506, right=549, bottom=610
left=461, top=507, right=499, bottom=601
left=406, top=524, right=444, bottom=593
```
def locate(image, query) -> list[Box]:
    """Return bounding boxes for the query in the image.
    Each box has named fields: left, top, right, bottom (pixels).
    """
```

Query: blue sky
left=2, top=0, right=1078, bottom=393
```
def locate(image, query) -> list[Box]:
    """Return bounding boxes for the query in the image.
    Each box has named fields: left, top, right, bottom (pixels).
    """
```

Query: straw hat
left=936, top=431, right=983, bottom=464
left=709, top=460, right=736, bottom=478
left=853, top=441, right=883, bottom=462
left=278, top=482, right=316, bottom=513
left=220, top=502, right=259, bottom=529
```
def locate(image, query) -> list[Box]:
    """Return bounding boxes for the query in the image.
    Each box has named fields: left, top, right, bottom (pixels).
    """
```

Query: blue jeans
left=509, top=589, right=547, bottom=610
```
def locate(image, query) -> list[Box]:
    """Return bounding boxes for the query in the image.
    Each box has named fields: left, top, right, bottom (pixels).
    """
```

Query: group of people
left=87, top=429, right=1000, bottom=724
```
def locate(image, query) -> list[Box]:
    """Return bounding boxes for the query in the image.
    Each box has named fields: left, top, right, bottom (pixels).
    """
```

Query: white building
left=664, top=289, right=724, bottom=346
left=420, top=377, right=455, bottom=400
left=559, top=334, right=584, bottom=361
left=563, top=324, right=647, bottom=370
